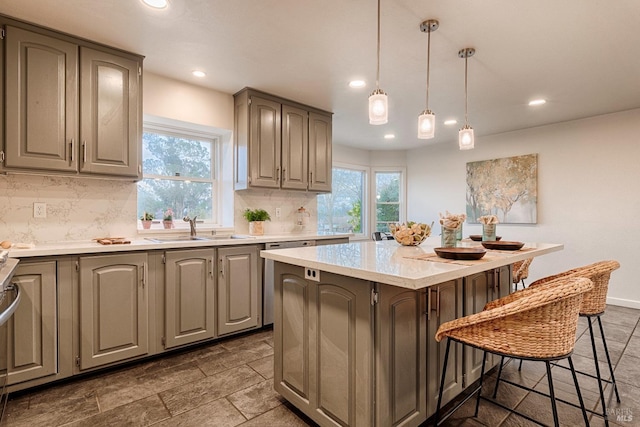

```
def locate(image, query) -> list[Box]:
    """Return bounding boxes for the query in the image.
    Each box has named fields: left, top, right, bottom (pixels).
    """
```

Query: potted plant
left=163, top=208, right=174, bottom=229
left=243, top=208, right=271, bottom=235
left=140, top=211, right=154, bottom=229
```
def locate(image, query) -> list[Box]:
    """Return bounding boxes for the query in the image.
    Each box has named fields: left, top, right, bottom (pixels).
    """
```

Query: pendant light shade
left=418, top=19, right=438, bottom=139
left=369, top=0, right=388, bottom=125
left=418, top=110, right=435, bottom=139
left=369, top=89, right=388, bottom=125
left=458, top=47, right=475, bottom=150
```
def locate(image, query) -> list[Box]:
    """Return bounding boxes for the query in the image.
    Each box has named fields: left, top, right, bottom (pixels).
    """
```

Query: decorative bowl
left=481, top=241, right=525, bottom=251
left=434, top=247, right=487, bottom=260
left=389, top=222, right=432, bottom=246
left=469, top=235, right=502, bottom=242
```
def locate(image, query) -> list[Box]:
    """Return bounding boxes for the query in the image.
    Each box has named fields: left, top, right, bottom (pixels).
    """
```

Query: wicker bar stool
left=490, top=260, right=621, bottom=426
left=512, top=258, right=532, bottom=290
left=434, top=277, right=593, bottom=427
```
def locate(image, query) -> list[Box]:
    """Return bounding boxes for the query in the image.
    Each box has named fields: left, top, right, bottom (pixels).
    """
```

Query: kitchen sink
left=145, top=236, right=214, bottom=243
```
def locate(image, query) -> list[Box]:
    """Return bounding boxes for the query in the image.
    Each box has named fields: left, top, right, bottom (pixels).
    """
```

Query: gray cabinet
left=217, top=245, right=260, bottom=335
left=7, top=261, right=57, bottom=385
left=274, top=262, right=373, bottom=427
left=234, top=88, right=332, bottom=192
left=78, top=253, right=148, bottom=370
left=164, top=249, right=216, bottom=349
left=1, top=19, right=142, bottom=179
left=426, top=278, right=464, bottom=417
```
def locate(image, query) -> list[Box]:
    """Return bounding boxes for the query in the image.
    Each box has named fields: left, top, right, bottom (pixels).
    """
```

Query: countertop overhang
left=7, top=233, right=350, bottom=258
left=260, top=237, right=563, bottom=290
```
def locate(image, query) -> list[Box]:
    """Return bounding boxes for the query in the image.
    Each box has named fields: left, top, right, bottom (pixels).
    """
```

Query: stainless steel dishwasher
left=263, top=240, right=315, bottom=326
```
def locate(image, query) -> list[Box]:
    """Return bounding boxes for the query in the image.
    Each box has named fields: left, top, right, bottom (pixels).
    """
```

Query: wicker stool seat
left=434, top=277, right=593, bottom=427
left=512, top=258, right=532, bottom=290
left=488, top=260, right=621, bottom=426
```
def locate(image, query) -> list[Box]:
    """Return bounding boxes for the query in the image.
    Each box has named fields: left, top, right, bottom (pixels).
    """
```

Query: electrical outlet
left=34, top=202, right=47, bottom=218
left=305, top=268, right=320, bottom=282
left=275, top=208, right=281, bottom=218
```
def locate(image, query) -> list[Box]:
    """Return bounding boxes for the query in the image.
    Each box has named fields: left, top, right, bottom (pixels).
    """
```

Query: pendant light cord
left=464, top=55, right=469, bottom=126
left=376, top=0, right=381, bottom=90
left=425, top=27, right=431, bottom=109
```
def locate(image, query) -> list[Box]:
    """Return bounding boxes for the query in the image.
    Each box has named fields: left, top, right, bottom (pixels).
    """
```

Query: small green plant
left=140, top=211, right=154, bottom=221
left=243, top=208, right=271, bottom=222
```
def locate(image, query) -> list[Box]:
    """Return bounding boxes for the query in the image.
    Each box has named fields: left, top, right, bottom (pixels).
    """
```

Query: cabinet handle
left=82, top=141, right=87, bottom=164
left=70, top=139, right=75, bottom=163
left=209, top=257, right=214, bottom=277
left=309, top=171, right=313, bottom=183
left=220, top=258, right=224, bottom=277
left=276, top=167, right=280, bottom=183
left=282, top=168, right=285, bottom=182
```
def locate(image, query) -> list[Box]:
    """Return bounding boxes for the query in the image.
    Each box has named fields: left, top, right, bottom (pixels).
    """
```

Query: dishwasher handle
left=0, top=283, right=21, bottom=326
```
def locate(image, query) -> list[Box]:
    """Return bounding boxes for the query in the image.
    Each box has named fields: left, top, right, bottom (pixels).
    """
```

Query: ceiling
left=2, top=0, right=640, bottom=150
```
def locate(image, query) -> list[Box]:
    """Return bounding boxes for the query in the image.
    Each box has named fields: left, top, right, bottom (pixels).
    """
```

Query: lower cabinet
left=164, top=249, right=216, bottom=349
left=217, top=245, right=260, bottom=335
left=78, top=253, right=149, bottom=370
left=6, top=261, right=57, bottom=385
left=274, top=262, right=373, bottom=427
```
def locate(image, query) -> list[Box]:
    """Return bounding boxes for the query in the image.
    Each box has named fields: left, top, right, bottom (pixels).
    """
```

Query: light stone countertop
left=260, top=237, right=563, bottom=290
left=7, top=233, right=351, bottom=258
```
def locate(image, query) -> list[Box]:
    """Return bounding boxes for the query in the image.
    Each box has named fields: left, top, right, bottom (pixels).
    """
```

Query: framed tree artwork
left=466, top=154, right=537, bottom=224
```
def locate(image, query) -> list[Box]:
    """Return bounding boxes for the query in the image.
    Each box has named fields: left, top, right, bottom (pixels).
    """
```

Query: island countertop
left=260, top=237, right=563, bottom=290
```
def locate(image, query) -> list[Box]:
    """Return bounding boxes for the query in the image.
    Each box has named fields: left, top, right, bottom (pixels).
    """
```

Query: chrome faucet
left=183, top=216, right=198, bottom=237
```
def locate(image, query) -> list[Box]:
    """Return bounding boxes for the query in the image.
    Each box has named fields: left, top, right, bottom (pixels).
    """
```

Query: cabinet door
left=7, top=261, right=57, bottom=385
left=79, top=253, right=148, bottom=370
left=463, top=271, right=494, bottom=386
left=217, top=246, right=259, bottom=335
left=281, top=104, right=308, bottom=190
left=274, top=263, right=373, bottom=427
left=376, top=286, right=427, bottom=427
left=249, top=96, right=281, bottom=188
left=4, top=25, right=78, bottom=172
left=426, top=279, right=463, bottom=417
left=308, top=111, right=332, bottom=192
left=79, top=47, right=141, bottom=177
left=165, top=249, right=216, bottom=349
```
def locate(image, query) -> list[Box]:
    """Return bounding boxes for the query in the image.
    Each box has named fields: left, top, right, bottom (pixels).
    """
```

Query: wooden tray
left=469, top=235, right=502, bottom=241
left=93, top=237, right=131, bottom=245
left=434, top=247, right=487, bottom=260
left=481, top=241, right=524, bottom=251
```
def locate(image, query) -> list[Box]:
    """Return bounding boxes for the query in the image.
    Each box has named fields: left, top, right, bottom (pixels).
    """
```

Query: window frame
left=138, top=117, right=223, bottom=230
left=370, top=167, right=406, bottom=234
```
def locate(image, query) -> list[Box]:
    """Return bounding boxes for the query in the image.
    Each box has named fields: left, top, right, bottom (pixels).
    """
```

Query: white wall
left=406, top=109, right=640, bottom=308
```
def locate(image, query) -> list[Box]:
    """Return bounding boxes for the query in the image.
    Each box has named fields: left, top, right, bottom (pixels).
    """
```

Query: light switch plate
left=305, top=268, right=320, bottom=282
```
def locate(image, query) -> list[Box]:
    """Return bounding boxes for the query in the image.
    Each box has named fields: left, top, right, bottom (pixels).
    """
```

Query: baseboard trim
left=606, top=297, right=640, bottom=310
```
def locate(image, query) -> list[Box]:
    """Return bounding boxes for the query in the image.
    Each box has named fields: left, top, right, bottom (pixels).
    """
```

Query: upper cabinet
left=0, top=17, right=142, bottom=179
left=234, top=88, right=332, bottom=192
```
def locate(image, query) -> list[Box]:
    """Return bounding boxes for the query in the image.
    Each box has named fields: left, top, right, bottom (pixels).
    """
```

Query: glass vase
left=441, top=227, right=457, bottom=248
left=455, top=223, right=463, bottom=241
left=482, top=224, right=496, bottom=241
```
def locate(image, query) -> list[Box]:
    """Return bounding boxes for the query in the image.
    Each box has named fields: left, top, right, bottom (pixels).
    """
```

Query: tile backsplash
left=0, top=175, right=318, bottom=244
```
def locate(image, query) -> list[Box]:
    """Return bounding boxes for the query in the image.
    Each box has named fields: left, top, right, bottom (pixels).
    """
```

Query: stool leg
left=588, top=318, right=609, bottom=427
left=568, top=356, right=590, bottom=427
left=518, top=359, right=523, bottom=371
left=546, top=361, right=560, bottom=427
left=434, top=338, right=452, bottom=426
left=474, top=351, right=488, bottom=417
left=493, top=356, right=505, bottom=398
left=597, top=316, right=621, bottom=403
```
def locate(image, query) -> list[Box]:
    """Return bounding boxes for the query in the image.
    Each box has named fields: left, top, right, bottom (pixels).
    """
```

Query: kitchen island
left=260, top=238, right=562, bottom=427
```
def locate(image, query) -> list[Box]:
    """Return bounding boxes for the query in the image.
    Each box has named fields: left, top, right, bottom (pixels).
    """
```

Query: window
left=137, top=121, right=219, bottom=228
left=317, top=165, right=367, bottom=237
left=373, top=169, right=404, bottom=232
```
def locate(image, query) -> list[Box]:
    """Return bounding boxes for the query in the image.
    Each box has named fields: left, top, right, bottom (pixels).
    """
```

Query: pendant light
left=369, top=0, right=388, bottom=125
left=458, top=47, right=475, bottom=150
left=418, top=19, right=438, bottom=139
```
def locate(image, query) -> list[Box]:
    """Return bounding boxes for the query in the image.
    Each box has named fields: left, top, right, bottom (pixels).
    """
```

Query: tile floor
left=4, top=304, right=639, bottom=427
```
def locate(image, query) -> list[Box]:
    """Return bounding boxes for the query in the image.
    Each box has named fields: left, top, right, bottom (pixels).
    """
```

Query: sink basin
left=145, top=236, right=213, bottom=243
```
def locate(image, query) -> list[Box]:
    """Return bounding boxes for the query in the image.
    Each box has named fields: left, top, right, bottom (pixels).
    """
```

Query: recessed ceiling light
left=192, top=70, right=206, bottom=78
left=528, top=99, right=546, bottom=106
left=349, top=80, right=366, bottom=88
left=444, top=119, right=457, bottom=125
left=384, top=134, right=395, bottom=139
left=142, top=0, right=168, bottom=9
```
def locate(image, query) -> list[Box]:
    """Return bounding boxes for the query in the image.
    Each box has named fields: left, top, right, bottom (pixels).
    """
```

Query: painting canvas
left=466, top=154, right=537, bottom=224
